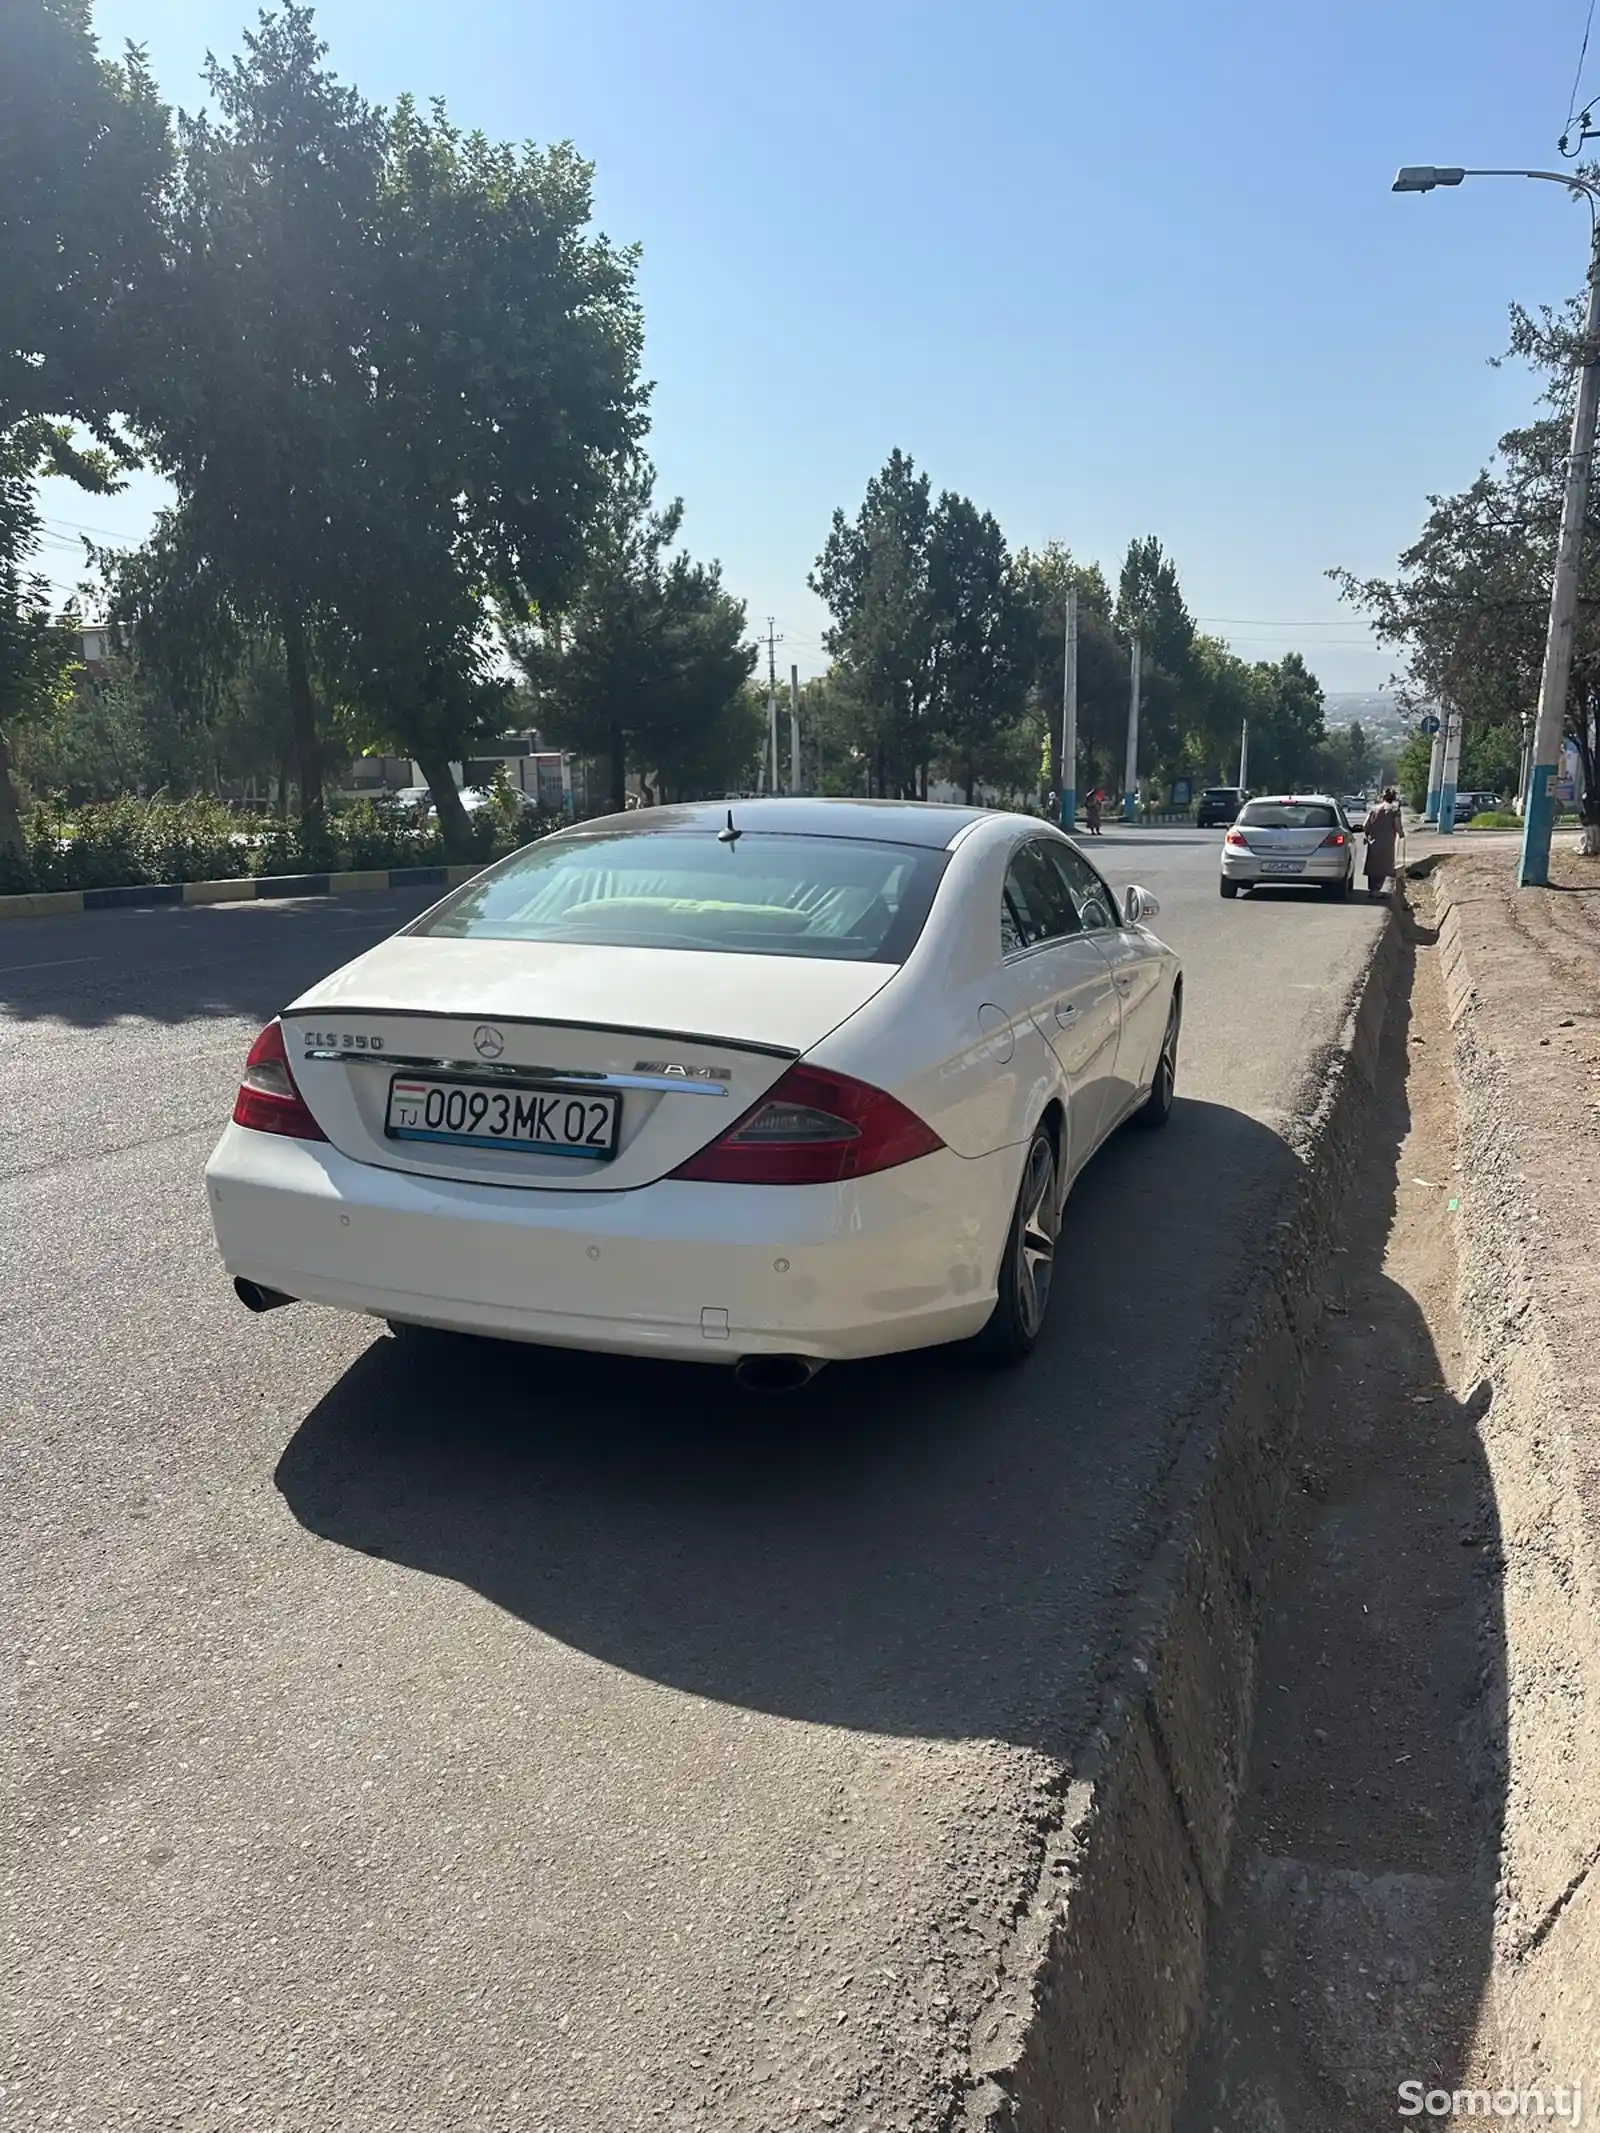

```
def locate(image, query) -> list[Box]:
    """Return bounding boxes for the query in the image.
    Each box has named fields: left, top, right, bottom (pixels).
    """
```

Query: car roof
left=552, top=796, right=997, bottom=850
left=1245, top=791, right=1340, bottom=805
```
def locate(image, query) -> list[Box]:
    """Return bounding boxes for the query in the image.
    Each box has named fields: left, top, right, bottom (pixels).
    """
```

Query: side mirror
left=1123, top=884, right=1159, bottom=925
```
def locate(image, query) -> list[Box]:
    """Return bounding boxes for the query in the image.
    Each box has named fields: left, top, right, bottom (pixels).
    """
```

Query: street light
left=1393, top=163, right=1600, bottom=884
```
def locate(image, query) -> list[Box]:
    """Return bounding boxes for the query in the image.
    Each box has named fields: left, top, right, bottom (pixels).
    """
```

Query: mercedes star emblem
left=473, top=1025, right=505, bottom=1060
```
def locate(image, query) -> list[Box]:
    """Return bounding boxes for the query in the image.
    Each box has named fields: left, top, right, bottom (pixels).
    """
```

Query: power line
left=40, top=514, right=124, bottom=539
left=1569, top=0, right=1599, bottom=126
left=1192, top=614, right=1374, bottom=628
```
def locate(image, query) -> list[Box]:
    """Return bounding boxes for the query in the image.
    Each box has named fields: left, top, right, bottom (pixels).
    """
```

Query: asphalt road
left=0, top=831, right=1385, bottom=2132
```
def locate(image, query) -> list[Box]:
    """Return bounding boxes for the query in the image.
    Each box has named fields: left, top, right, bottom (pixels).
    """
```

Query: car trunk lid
left=281, top=935, right=898, bottom=1190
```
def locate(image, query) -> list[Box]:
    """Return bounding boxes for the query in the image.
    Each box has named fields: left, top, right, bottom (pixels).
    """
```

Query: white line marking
left=0, top=955, right=102, bottom=974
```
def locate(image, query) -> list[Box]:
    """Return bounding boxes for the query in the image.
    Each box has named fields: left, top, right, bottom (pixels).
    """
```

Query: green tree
left=135, top=8, right=645, bottom=850
left=925, top=493, right=1033, bottom=802
left=0, top=0, right=170, bottom=853
left=0, top=457, right=82, bottom=857
left=810, top=449, right=937, bottom=797
left=1243, top=651, right=1329, bottom=790
left=136, top=8, right=389, bottom=828
left=1395, top=729, right=1433, bottom=811
left=1014, top=543, right=1125, bottom=798
left=509, top=461, right=757, bottom=810
left=1116, top=535, right=1200, bottom=783
left=1330, top=245, right=1600, bottom=850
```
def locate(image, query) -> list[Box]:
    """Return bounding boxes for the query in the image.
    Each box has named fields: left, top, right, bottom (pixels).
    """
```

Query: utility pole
left=1123, top=636, right=1141, bottom=822
left=762, top=619, right=783, bottom=795
left=1521, top=220, right=1600, bottom=881
left=1436, top=706, right=1462, bottom=837
left=1237, top=718, right=1249, bottom=793
left=789, top=665, right=802, bottom=796
left=1424, top=723, right=1445, bottom=822
left=1060, top=588, right=1079, bottom=831
left=1517, top=708, right=1534, bottom=818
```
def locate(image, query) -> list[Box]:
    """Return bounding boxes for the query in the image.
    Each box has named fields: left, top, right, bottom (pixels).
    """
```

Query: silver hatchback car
left=1219, top=793, right=1354, bottom=899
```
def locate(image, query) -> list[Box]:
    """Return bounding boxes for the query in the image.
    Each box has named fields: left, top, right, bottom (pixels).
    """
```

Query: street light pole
left=1060, top=587, right=1079, bottom=831
left=1123, top=636, right=1141, bottom=823
left=1393, top=165, right=1600, bottom=885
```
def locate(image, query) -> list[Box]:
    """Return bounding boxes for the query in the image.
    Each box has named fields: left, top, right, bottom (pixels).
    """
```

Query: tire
left=1220, top=877, right=1240, bottom=898
left=1131, top=987, right=1181, bottom=1131
left=975, top=1125, right=1059, bottom=1363
left=1322, top=873, right=1350, bottom=900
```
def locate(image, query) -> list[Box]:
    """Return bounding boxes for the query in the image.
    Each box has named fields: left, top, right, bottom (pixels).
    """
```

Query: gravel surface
left=1, top=838, right=1384, bottom=2131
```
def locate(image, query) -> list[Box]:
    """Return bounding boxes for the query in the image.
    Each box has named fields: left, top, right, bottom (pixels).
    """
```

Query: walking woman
left=1363, top=786, right=1403, bottom=897
left=1084, top=788, right=1104, bottom=837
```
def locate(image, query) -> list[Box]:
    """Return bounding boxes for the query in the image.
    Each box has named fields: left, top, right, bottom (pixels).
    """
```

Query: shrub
left=0, top=790, right=552, bottom=896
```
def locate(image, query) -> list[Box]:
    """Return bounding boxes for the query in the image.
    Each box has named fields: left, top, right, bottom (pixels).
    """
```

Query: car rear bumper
left=204, top=1124, right=1016, bottom=1363
left=1220, top=848, right=1350, bottom=884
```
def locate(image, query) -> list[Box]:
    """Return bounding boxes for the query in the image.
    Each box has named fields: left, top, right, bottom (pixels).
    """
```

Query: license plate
left=1260, top=859, right=1304, bottom=875
left=385, top=1075, right=620, bottom=1159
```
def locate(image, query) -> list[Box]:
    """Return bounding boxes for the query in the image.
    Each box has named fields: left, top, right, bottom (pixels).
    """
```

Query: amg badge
left=634, top=1061, right=732, bottom=1082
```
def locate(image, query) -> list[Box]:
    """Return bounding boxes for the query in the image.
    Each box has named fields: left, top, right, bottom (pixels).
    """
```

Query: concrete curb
left=959, top=913, right=1404, bottom=2131
left=0, top=862, right=483, bottom=923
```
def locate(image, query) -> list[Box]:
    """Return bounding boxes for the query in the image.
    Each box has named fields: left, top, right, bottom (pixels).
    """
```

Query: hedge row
left=0, top=791, right=553, bottom=896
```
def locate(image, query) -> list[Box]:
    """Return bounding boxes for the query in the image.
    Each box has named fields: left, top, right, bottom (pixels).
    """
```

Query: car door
left=995, top=839, right=1123, bottom=1173
left=1046, top=840, right=1169, bottom=1126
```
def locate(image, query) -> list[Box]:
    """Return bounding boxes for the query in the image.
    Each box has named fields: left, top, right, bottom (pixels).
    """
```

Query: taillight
left=232, top=1020, right=327, bottom=1141
left=671, top=1063, right=944, bottom=1185
left=1320, top=830, right=1348, bottom=847
left=1224, top=829, right=1250, bottom=848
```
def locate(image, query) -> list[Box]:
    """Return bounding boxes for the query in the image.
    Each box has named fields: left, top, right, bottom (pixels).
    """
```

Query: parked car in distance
left=383, top=780, right=542, bottom=823
left=1342, top=794, right=1370, bottom=832
left=1452, top=789, right=1501, bottom=824
left=1197, top=786, right=1247, bottom=828
left=1219, top=793, right=1355, bottom=899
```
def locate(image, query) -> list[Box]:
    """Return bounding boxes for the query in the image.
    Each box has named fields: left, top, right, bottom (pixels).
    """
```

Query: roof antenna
left=718, top=808, right=741, bottom=845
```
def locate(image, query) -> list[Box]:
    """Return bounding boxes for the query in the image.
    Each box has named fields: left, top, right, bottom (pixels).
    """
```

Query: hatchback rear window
left=1238, top=800, right=1338, bottom=828
left=1203, top=788, right=1241, bottom=800
left=410, top=830, right=949, bottom=963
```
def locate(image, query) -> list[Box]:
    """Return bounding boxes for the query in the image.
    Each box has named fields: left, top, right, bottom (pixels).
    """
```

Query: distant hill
left=1323, top=691, right=1410, bottom=738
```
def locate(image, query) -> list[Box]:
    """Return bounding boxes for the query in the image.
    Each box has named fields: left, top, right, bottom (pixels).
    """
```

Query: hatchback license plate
left=1260, top=859, right=1304, bottom=875
left=385, top=1076, right=620, bottom=1159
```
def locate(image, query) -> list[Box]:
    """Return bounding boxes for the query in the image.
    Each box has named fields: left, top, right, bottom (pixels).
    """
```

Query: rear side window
left=1003, top=842, right=1081, bottom=951
left=1238, top=800, right=1338, bottom=829
left=1044, top=842, right=1120, bottom=931
left=410, top=830, right=948, bottom=964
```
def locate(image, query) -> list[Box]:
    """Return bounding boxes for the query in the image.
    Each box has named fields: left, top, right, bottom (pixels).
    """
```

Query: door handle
left=1115, top=974, right=1135, bottom=992
left=1055, top=1001, right=1078, bottom=1023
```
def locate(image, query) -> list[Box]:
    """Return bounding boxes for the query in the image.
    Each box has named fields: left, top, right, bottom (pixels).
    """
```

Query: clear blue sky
left=40, top=0, right=1600, bottom=692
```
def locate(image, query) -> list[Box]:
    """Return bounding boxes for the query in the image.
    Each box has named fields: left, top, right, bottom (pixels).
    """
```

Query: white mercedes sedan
left=206, top=799, right=1181, bottom=1384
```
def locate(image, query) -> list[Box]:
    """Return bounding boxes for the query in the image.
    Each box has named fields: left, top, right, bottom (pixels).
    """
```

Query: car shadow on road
left=277, top=1096, right=1346, bottom=1760
left=0, top=894, right=436, bottom=1031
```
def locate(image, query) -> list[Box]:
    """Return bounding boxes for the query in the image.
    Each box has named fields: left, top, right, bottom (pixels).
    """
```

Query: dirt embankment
left=1431, top=853, right=1600, bottom=2089
left=1179, top=853, right=1600, bottom=2126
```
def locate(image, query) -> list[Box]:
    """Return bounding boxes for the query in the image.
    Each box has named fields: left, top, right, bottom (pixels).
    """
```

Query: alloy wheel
left=1015, top=1135, right=1058, bottom=1338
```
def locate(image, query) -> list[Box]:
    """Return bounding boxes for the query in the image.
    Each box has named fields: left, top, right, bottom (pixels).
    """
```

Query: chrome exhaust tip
left=733, top=1354, right=822, bottom=1393
left=234, top=1277, right=297, bottom=1314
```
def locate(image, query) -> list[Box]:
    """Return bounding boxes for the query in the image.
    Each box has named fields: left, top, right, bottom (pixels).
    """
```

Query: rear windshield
left=1203, top=788, right=1240, bottom=800
left=1238, top=800, right=1338, bottom=829
left=410, top=830, right=948, bottom=963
